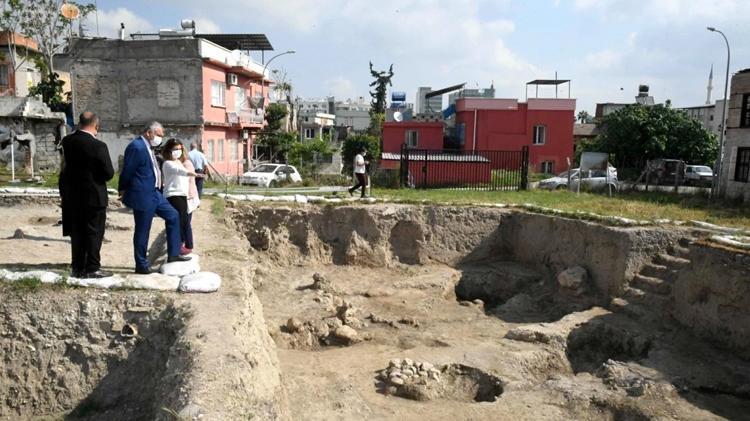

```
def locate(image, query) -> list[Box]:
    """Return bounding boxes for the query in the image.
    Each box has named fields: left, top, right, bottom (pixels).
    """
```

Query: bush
left=370, top=169, right=400, bottom=189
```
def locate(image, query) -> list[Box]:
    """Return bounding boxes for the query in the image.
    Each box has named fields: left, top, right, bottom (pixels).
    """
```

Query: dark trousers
left=70, top=206, right=106, bottom=274
left=195, top=169, right=205, bottom=197
left=349, top=173, right=367, bottom=197
left=185, top=212, right=194, bottom=250
left=132, top=195, right=181, bottom=271
left=167, top=195, right=193, bottom=249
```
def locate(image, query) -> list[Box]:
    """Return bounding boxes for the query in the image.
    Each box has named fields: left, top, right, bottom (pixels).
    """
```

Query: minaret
left=706, top=64, right=714, bottom=105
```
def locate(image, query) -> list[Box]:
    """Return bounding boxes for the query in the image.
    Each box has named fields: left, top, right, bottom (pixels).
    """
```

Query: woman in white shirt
left=161, top=139, right=196, bottom=255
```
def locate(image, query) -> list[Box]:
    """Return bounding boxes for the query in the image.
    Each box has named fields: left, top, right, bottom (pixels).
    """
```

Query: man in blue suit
left=118, top=121, right=190, bottom=274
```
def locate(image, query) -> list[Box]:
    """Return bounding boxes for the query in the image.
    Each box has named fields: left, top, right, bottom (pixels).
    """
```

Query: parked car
left=684, top=165, right=713, bottom=186
left=538, top=167, right=618, bottom=191
left=239, top=164, right=302, bottom=187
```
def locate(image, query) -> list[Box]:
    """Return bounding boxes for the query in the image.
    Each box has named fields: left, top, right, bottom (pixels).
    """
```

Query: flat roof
left=195, top=33, right=273, bottom=51
left=527, top=79, right=570, bottom=85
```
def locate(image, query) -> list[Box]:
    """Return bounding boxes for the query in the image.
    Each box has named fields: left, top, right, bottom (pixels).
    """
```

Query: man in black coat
left=59, top=111, right=115, bottom=278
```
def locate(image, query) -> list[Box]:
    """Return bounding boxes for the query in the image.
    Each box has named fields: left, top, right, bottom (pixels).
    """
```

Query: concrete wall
left=0, top=98, right=65, bottom=174
left=70, top=38, right=205, bottom=168
left=720, top=70, right=750, bottom=202
left=382, top=122, right=444, bottom=152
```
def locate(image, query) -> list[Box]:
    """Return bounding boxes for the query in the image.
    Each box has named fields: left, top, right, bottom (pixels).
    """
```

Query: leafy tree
left=265, top=102, right=288, bottom=132
left=28, top=71, right=64, bottom=107
left=578, top=104, right=718, bottom=170
left=256, top=130, right=296, bottom=163
left=368, top=62, right=393, bottom=136
left=342, top=133, right=380, bottom=174
left=288, top=137, right=335, bottom=178
left=576, top=110, right=592, bottom=124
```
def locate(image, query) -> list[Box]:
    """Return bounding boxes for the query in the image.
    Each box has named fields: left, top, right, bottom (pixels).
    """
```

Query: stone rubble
left=378, top=359, right=442, bottom=392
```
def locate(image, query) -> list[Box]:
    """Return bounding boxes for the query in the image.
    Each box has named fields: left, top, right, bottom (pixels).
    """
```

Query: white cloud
left=324, top=76, right=357, bottom=99
left=573, top=0, right=750, bottom=24
left=584, top=49, right=623, bottom=70
left=193, top=17, right=221, bottom=34
left=84, top=8, right=155, bottom=38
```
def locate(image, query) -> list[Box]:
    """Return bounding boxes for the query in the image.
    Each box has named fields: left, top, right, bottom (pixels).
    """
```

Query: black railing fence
left=399, top=145, right=529, bottom=191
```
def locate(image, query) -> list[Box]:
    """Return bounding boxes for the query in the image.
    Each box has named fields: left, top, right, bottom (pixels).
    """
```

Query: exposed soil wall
left=671, top=244, right=750, bottom=358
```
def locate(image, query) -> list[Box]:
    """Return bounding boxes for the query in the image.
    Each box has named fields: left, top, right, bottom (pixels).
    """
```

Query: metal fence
left=399, top=145, right=529, bottom=191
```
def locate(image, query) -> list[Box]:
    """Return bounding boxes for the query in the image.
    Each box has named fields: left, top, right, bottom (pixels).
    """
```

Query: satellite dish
left=393, top=111, right=403, bottom=122
left=60, top=3, right=80, bottom=20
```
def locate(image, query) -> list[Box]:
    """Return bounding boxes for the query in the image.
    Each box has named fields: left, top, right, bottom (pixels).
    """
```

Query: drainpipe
left=472, top=108, right=478, bottom=152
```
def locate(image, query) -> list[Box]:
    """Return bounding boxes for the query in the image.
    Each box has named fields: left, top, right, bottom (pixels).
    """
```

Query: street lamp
left=261, top=50, right=296, bottom=108
left=707, top=27, right=730, bottom=196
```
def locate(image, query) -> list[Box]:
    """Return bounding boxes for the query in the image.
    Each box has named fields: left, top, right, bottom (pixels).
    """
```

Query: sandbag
left=178, top=271, right=221, bottom=293
left=123, top=273, right=181, bottom=291
left=160, top=258, right=200, bottom=277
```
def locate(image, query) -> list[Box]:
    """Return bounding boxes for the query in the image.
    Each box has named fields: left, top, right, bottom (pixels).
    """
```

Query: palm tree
left=577, top=110, right=591, bottom=124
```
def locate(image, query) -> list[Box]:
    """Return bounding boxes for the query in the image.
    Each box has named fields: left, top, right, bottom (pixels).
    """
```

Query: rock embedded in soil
left=286, top=317, right=304, bottom=333
left=557, top=266, right=589, bottom=295
left=333, top=325, right=359, bottom=344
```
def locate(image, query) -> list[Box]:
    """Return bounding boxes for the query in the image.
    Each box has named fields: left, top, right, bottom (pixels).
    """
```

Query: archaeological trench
left=2, top=197, right=750, bottom=420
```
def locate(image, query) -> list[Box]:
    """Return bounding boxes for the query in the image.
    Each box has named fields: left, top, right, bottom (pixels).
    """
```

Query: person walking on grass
left=59, top=111, right=114, bottom=279
left=118, top=121, right=190, bottom=274
left=161, top=138, right=198, bottom=256
left=348, top=147, right=368, bottom=198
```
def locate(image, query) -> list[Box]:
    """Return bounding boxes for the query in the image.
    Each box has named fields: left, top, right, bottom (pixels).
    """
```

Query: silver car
left=538, top=167, right=618, bottom=191
left=684, top=165, right=713, bottom=186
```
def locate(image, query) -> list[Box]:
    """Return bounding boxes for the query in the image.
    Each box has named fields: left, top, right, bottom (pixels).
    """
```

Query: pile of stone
left=378, top=358, right=441, bottom=388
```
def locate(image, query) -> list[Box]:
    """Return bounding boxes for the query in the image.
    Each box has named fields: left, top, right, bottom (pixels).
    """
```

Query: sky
left=85, top=0, right=750, bottom=114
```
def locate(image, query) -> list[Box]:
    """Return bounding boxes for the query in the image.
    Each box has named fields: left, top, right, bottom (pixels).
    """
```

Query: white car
left=684, top=165, right=713, bottom=186
left=538, top=167, right=618, bottom=191
left=239, top=164, right=302, bottom=187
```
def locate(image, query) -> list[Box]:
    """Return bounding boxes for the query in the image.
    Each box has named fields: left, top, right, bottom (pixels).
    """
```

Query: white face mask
left=171, top=150, right=182, bottom=159
left=150, top=135, right=163, bottom=147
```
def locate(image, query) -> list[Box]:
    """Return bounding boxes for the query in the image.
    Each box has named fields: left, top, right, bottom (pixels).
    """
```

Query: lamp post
left=707, top=27, right=730, bottom=196
left=261, top=50, right=295, bottom=109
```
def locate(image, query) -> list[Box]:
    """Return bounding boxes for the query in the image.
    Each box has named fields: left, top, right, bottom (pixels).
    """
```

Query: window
left=235, top=88, right=245, bottom=111
left=218, top=139, right=225, bottom=161
left=207, top=139, right=215, bottom=161
left=541, top=161, right=554, bottom=174
left=211, top=80, right=226, bottom=107
left=735, top=148, right=750, bottom=182
left=405, top=130, right=418, bottom=148
left=0, top=64, right=8, bottom=89
left=456, top=123, right=466, bottom=146
left=533, top=125, right=546, bottom=145
left=741, top=94, right=750, bottom=128
left=230, top=139, right=239, bottom=160
left=304, top=128, right=315, bottom=139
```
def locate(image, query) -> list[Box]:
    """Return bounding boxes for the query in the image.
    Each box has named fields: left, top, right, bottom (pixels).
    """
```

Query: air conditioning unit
left=241, top=129, right=250, bottom=139
left=227, top=73, right=239, bottom=86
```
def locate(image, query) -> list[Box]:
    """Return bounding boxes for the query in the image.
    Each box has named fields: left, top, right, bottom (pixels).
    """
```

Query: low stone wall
left=671, top=244, right=750, bottom=358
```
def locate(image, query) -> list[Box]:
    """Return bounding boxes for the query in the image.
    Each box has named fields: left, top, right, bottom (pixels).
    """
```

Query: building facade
left=70, top=36, right=272, bottom=177
left=720, top=69, right=750, bottom=202
left=0, top=32, right=42, bottom=97
left=415, top=87, right=443, bottom=114
left=455, top=98, right=576, bottom=174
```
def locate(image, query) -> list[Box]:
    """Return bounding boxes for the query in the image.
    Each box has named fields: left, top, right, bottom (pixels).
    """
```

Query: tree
left=272, top=68, right=295, bottom=132
left=264, top=102, right=288, bottom=132
left=342, top=134, right=380, bottom=174
left=288, top=137, right=335, bottom=178
left=578, top=104, right=718, bottom=170
left=28, top=70, right=64, bottom=106
left=576, top=110, right=592, bottom=124
left=0, top=0, right=34, bottom=95
left=367, top=62, right=393, bottom=136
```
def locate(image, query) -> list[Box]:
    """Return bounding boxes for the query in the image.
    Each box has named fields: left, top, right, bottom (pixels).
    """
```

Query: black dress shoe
left=135, top=267, right=157, bottom=275
left=167, top=255, right=192, bottom=263
left=71, top=270, right=85, bottom=278
left=83, top=270, right=113, bottom=279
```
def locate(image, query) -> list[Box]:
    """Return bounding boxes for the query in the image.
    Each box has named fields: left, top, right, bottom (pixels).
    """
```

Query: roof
left=424, top=83, right=466, bottom=98
left=0, top=31, right=38, bottom=52
left=381, top=152, right=490, bottom=163
left=195, top=34, right=273, bottom=51
left=526, top=79, right=570, bottom=85
left=573, top=123, right=599, bottom=137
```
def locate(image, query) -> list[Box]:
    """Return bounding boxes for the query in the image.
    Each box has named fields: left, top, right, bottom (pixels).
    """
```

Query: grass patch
left=7, top=276, right=44, bottom=291
left=372, top=188, right=750, bottom=228
left=209, top=197, right=226, bottom=217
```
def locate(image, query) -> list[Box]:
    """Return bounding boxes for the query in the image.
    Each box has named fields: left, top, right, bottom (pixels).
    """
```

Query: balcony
left=227, top=110, right=265, bottom=127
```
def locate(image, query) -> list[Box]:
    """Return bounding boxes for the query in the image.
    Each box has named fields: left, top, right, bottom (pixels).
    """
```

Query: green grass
left=372, top=188, right=750, bottom=228
left=209, top=197, right=226, bottom=217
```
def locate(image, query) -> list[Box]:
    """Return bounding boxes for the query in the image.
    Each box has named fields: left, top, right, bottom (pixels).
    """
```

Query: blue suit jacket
left=118, top=137, right=160, bottom=211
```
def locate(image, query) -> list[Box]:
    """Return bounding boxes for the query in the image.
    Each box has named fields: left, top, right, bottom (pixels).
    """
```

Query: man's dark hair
left=78, top=111, right=98, bottom=128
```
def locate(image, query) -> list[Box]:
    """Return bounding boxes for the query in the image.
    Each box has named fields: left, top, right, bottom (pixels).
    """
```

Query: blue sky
left=87, top=0, right=749, bottom=113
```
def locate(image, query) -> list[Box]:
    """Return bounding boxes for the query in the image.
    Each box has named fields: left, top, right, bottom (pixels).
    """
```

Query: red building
left=455, top=98, right=576, bottom=174
left=380, top=121, right=443, bottom=170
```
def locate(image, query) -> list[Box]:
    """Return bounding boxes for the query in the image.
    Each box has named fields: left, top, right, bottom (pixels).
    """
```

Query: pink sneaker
left=180, top=246, right=192, bottom=256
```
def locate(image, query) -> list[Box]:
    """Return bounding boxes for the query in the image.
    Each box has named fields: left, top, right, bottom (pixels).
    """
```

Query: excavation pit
left=233, top=203, right=750, bottom=420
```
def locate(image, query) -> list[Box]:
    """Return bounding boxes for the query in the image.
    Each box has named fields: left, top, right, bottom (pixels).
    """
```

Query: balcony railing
left=227, top=110, right=265, bottom=126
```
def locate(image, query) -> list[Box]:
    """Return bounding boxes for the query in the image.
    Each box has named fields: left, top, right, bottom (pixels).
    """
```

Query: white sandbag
left=178, top=271, right=221, bottom=293
left=0, top=270, right=62, bottom=284
left=123, top=273, right=181, bottom=291
left=294, top=194, right=308, bottom=204
left=4, top=187, right=25, bottom=194
left=246, top=194, right=266, bottom=202
left=67, top=275, right=125, bottom=289
left=160, top=259, right=200, bottom=277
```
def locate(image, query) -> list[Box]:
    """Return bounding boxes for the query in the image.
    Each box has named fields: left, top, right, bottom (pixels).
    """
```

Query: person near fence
left=59, top=111, right=115, bottom=278
left=161, top=138, right=198, bottom=255
left=348, top=148, right=368, bottom=198
left=188, top=142, right=208, bottom=197
left=118, top=121, right=190, bottom=274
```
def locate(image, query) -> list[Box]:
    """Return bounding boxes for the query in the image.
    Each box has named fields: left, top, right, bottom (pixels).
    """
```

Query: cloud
left=573, top=0, right=750, bottom=24
left=83, top=7, right=155, bottom=38
left=324, top=76, right=357, bottom=99
left=193, top=17, right=220, bottom=34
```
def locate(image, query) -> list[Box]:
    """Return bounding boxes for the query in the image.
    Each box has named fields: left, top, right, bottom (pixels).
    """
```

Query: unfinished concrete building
left=720, top=68, right=750, bottom=202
